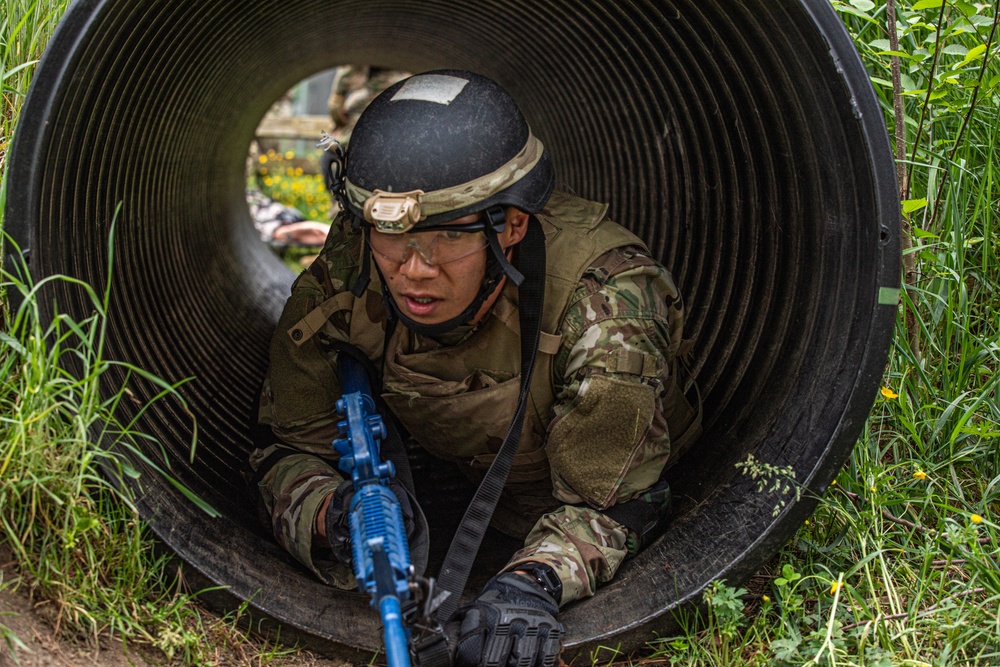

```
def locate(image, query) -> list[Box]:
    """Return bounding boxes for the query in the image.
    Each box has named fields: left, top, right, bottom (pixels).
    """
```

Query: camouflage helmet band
left=346, top=132, right=544, bottom=233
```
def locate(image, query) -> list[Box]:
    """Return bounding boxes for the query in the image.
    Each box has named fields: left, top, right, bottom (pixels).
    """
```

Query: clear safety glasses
left=367, top=222, right=490, bottom=267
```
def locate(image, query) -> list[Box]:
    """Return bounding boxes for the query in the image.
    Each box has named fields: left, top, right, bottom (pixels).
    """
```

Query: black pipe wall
left=6, top=0, right=899, bottom=658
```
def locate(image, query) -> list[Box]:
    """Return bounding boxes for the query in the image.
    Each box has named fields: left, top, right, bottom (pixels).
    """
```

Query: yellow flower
left=971, top=514, right=983, bottom=524
left=830, top=479, right=836, bottom=486
left=871, top=486, right=877, bottom=492
left=762, top=595, right=770, bottom=603
left=284, top=150, right=295, bottom=159
left=830, top=581, right=841, bottom=594
left=913, top=470, right=927, bottom=480
left=804, top=519, right=810, bottom=525
left=258, top=155, right=267, bottom=164
left=881, top=387, right=898, bottom=399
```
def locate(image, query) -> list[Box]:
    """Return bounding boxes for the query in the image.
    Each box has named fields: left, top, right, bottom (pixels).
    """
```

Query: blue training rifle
left=333, top=353, right=414, bottom=667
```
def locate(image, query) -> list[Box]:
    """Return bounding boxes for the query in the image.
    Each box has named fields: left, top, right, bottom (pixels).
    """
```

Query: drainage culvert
left=5, top=0, right=899, bottom=658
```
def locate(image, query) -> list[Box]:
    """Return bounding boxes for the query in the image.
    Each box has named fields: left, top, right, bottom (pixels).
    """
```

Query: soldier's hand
left=322, top=478, right=415, bottom=566
left=446, top=569, right=563, bottom=667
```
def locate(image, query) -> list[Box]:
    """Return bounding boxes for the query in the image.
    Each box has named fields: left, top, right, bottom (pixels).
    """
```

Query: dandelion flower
left=258, top=155, right=268, bottom=164
left=762, top=595, right=770, bottom=603
left=804, top=519, right=810, bottom=525
left=284, top=150, right=295, bottom=159
left=971, top=514, right=983, bottom=524
left=881, top=387, right=898, bottom=399
left=913, top=470, right=927, bottom=480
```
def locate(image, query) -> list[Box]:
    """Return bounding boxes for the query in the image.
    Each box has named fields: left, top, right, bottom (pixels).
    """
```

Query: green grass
left=2, top=0, right=1000, bottom=665
left=639, top=2, right=1000, bottom=665
left=1, top=0, right=66, bottom=176
left=1, top=3, right=299, bottom=664
left=0, top=227, right=300, bottom=664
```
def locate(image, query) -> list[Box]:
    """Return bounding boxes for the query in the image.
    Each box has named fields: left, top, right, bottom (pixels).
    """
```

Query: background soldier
left=328, top=65, right=409, bottom=139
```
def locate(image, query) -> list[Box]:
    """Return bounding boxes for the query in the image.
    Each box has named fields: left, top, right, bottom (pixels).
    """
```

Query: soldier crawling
left=249, top=70, right=699, bottom=667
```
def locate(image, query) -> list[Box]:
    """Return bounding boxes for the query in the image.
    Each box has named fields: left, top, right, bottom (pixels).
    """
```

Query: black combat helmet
left=323, top=69, right=554, bottom=336
left=343, top=69, right=554, bottom=228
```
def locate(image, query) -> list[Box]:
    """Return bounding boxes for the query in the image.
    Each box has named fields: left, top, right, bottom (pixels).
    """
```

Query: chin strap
left=484, top=206, right=524, bottom=286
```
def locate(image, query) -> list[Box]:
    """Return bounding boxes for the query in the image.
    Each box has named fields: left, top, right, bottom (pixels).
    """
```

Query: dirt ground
left=0, top=552, right=349, bottom=667
left=0, top=580, right=155, bottom=667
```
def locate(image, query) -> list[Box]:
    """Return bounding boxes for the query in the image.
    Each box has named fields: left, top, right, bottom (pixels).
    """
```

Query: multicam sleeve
left=249, top=444, right=347, bottom=583
left=505, top=246, right=684, bottom=606
left=249, top=222, right=362, bottom=585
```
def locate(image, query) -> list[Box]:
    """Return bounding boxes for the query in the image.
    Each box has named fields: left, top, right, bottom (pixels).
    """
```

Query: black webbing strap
left=431, top=216, right=546, bottom=623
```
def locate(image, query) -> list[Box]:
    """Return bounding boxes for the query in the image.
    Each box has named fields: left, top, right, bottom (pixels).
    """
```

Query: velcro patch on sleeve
left=546, top=374, right=656, bottom=508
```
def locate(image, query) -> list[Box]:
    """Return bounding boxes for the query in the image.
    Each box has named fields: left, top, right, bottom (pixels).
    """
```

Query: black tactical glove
left=447, top=566, right=564, bottom=667
left=324, top=477, right=415, bottom=566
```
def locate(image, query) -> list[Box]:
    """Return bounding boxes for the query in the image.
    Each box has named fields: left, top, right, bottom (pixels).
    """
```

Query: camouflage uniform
left=251, top=191, right=697, bottom=606
left=328, top=66, right=409, bottom=137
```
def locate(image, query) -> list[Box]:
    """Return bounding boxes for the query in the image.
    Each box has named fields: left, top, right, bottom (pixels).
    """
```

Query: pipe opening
left=247, top=67, right=416, bottom=275
left=6, top=0, right=899, bottom=658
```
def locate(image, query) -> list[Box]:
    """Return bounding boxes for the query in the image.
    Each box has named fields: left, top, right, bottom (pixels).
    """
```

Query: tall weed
left=0, top=221, right=220, bottom=652
left=646, top=2, right=1000, bottom=665
left=1, top=0, right=68, bottom=174
left=1, top=5, right=244, bottom=661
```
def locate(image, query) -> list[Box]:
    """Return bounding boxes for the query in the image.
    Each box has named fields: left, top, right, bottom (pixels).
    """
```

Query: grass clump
left=637, top=1, right=1000, bottom=665
left=0, top=228, right=199, bottom=646
left=1, top=3, right=300, bottom=664
left=0, top=216, right=299, bottom=667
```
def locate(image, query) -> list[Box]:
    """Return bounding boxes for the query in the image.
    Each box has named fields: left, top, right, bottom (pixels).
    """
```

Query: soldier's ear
left=501, top=208, right=529, bottom=247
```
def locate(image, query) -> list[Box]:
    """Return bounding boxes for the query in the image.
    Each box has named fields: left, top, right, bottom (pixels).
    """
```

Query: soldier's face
left=372, top=208, right=527, bottom=325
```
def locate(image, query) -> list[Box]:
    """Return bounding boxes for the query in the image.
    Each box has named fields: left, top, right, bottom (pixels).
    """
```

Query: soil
left=0, top=549, right=349, bottom=667
left=0, top=579, right=155, bottom=667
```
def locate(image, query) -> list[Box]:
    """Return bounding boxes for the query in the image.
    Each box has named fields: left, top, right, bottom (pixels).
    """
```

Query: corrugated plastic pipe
left=5, top=0, right=899, bottom=659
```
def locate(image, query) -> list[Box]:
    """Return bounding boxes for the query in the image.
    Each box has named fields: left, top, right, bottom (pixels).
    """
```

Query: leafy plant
left=736, top=454, right=802, bottom=517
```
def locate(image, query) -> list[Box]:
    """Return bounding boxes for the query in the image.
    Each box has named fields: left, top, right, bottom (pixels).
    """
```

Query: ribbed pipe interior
left=6, top=0, right=899, bottom=657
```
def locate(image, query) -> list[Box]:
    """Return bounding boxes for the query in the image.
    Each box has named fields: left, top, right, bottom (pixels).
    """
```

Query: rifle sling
left=431, top=216, right=546, bottom=623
